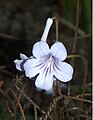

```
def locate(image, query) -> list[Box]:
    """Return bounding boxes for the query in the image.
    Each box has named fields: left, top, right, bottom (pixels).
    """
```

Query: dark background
left=0, top=0, right=91, bottom=120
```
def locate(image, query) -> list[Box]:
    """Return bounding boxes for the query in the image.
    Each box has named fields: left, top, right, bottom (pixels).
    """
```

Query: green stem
left=55, top=19, right=59, bottom=41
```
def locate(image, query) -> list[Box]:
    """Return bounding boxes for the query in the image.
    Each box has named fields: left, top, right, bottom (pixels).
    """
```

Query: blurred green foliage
left=61, top=0, right=91, bottom=33
left=61, top=0, right=76, bottom=23
left=80, top=0, right=91, bottom=33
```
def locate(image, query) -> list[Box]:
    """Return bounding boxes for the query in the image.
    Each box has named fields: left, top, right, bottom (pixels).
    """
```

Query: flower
left=24, top=41, right=73, bottom=90
left=14, top=53, right=28, bottom=71
left=14, top=18, right=73, bottom=91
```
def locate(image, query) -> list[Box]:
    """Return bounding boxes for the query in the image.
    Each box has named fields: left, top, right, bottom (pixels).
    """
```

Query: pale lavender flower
left=14, top=53, right=28, bottom=71
left=14, top=18, right=73, bottom=91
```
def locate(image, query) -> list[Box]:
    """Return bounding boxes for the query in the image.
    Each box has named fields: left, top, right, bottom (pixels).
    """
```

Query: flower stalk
left=41, top=18, right=53, bottom=42
left=55, top=18, right=59, bottom=41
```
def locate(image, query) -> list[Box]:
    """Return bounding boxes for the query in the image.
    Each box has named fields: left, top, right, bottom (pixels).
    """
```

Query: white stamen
left=47, top=55, right=53, bottom=68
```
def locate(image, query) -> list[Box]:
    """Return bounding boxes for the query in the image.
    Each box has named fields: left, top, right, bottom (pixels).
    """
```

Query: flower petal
left=24, top=57, right=47, bottom=78
left=23, top=57, right=46, bottom=70
left=54, top=61, right=73, bottom=82
left=25, top=67, right=40, bottom=78
left=14, top=60, right=23, bottom=71
left=43, top=71, right=54, bottom=90
left=35, top=68, right=53, bottom=90
left=50, top=42, right=67, bottom=61
left=20, top=53, right=28, bottom=60
left=24, top=59, right=39, bottom=70
left=32, top=41, right=49, bottom=58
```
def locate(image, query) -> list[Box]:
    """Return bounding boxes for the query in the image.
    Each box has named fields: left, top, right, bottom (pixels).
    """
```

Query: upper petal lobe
left=32, top=41, right=49, bottom=58
left=50, top=42, right=67, bottom=61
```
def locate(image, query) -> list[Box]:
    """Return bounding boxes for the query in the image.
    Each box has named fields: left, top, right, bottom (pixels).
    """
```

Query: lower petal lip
left=53, top=61, right=73, bottom=82
left=54, top=61, right=73, bottom=75
left=35, top=63, right=54, bottom=90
